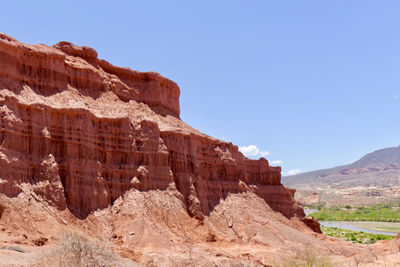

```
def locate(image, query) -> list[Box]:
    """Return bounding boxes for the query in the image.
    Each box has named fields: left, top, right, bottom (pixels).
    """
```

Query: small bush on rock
left=37, top=231, right=137, bottom=267
left=278, top=247, right=333, bottom=267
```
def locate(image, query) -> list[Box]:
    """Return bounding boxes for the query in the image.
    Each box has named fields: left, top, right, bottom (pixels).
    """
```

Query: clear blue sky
left=2, top=1, right=400, bottom=175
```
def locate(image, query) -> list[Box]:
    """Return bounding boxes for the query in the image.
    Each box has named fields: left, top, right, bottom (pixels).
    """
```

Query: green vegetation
left=309, top=203, right=400, bottom=222
left=321, top=226, right=394, bottom=244
left=305, top=203, right=325, bottom=210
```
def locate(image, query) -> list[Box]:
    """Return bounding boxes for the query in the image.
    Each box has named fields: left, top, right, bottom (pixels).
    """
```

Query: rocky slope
left=283, top=147, right=400, bottom=206
left=0, top=33, right=399, bottom=266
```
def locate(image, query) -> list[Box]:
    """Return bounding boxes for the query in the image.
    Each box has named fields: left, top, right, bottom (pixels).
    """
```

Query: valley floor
left=305, top=204, right=400, bottom=246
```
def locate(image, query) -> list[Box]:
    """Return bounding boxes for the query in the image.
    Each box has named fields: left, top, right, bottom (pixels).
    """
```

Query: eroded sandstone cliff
left=0, top=33, right=305, bottom=221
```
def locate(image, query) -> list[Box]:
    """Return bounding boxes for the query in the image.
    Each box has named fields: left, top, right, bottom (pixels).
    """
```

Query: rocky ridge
left=283, top=146, right=400, bottom=206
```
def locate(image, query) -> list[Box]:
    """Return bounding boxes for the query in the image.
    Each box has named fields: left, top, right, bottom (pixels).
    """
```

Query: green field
left=309, top=203, right=400, bottom=222
left=321, top=226, right=394, bottom=244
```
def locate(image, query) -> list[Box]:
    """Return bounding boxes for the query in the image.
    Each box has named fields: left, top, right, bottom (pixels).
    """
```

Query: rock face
left=0, top=33, right=304, bottom=222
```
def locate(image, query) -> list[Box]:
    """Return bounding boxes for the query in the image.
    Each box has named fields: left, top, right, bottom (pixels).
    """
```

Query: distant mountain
left=352, top=146, right=400, bottom=168
left=282, top=146, right=400, bottom=206
left=282, top=146, right=400, bottom=189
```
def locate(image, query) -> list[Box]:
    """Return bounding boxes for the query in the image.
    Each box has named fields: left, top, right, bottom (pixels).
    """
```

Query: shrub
left=36, top=231, right=136, bottom=267
left=278, top=247, right=333, bottom=267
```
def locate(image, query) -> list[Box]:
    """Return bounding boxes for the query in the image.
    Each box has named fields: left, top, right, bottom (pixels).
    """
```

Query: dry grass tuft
left=277, top=247, right=334, bottom=267
left=35, top=230, right=138, bottom=267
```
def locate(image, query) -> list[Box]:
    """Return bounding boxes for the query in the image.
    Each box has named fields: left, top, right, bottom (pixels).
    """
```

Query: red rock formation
left=301, top=217, right=322, bottom=234
left=0, top=33, right=306, bottom=226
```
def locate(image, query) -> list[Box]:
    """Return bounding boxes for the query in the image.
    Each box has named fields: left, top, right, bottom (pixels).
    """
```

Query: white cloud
left=259, top=151, right=271, bottom=157
left=394, top=93, right=399, bottom=99
left=285, top=169, right=303, bottom=176
left=239, top=145, right=270, bottom=158
left=270, top=160, right=283, bottom=165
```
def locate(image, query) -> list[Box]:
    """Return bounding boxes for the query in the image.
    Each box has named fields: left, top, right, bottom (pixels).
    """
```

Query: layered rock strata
left=0, top=33, right=305, bottom=224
